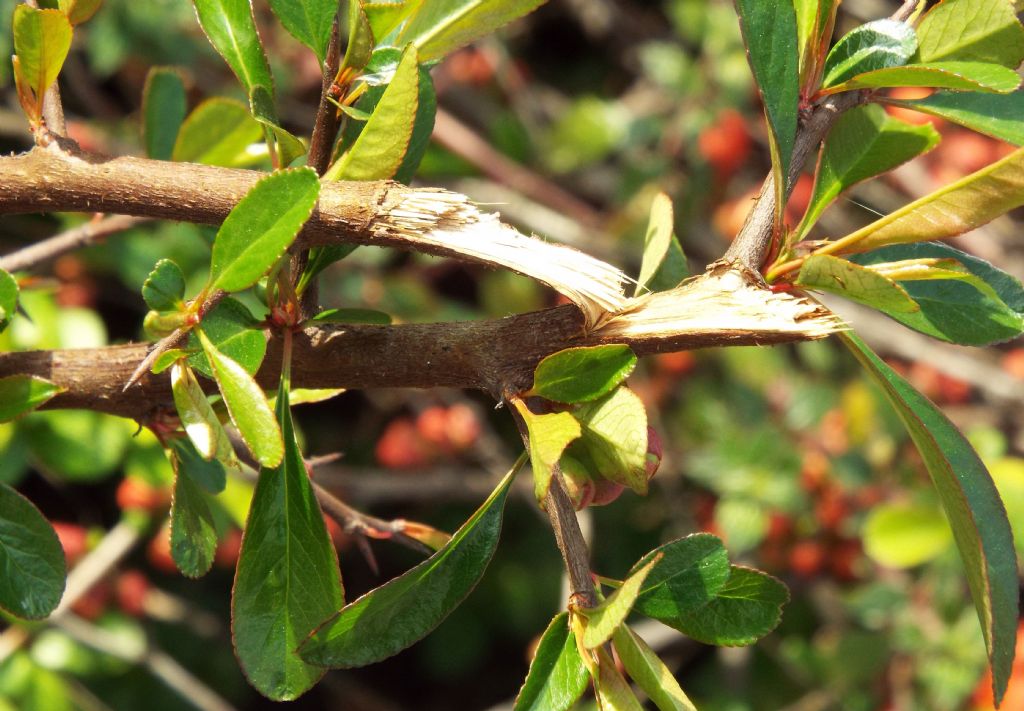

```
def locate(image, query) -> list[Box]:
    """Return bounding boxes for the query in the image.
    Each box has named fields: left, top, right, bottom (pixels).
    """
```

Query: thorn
left=355, top=534, right=379, bottom=576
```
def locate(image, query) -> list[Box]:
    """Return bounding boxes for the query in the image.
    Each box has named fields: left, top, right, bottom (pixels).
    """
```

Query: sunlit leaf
left=12, top=6, right=72, bottom=121
left=635, top=193, right=677, bottom=296
left=830, top=61, right=1021, bottom=94
left=916, top=0, right=1024, bottom=67
left=797, top=255, right=920, bottom=314
left=842, top=332, right=1018, bottom=704
left=197, top=329, right=282, bottom=468
left=187, top=297, right=266, bottom=378
left=0, top=376, right=63, bottom=423
left=512, top=400, right=581, bottom=503
left=299, top=456, right=521, bottom=668
left=268, top=0, right=336, bottom=62
left=531, top=345, right=637, bottom=404
left=884, top=90, right=1024, bottom=146
left=572, top=387, right=648, bottom=494
left=141, top=259, right=186, bottom=312
left=612, top=625, right=697, bottom=711
left=863, top=502, right=953, bottom=568
left=208, top=168, right=320, bottom=293
left=821, top=19, right=916, bottom=89
left=582, top=554, right=659, bottom=649
left=0, top=269, right=19, bottom=333
left=630, top=534, right=731, bottom=621
left=594, top=647, right=643, bottom=711
left=57, top=0, right=103, bottom=25
left=192, top=0, right=274, bottom=95
left=168, top=437, right=228, bottom=494
left=142, top=67, right=187, bottom=161
left=232, top=383, right=344, bottom=700
left=172, top=98, right=264, bottom=167
left=248, top=85, right=306, bottom=168
left=343, top=0, right=374, bottom=70
left=169, top=459, right=218, bottom=578
left=514, top=612, right=590, bottom=711
left=170, top=363, right=237, bottom=471
left=799, top=104, right=939, bottom=236
left=364, top=0, right=420, bottom=44
left=397, top=0, right=545, bottom=63
left=0, top=483, right=65, bottom=619
left=309, top=308, right=392, bottom=325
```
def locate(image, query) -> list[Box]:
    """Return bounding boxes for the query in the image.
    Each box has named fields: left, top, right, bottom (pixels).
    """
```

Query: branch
left=544, top=474, right=597, bottom=607
left=0, top=215, right=147, bottom=272
left=307, top=11, right=343, bottom=177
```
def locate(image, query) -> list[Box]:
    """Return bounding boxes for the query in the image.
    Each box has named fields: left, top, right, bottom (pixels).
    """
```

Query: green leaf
left=821, top=19, right=917, bottom=89
left=734, top=0, right=800, bottom=200
left=582, top=554, right=659, bottom=649
left=325, top=46, right=420, bottom=181
left=885, top=90, right=1024, bottom=146
left=0, top=484, right=65, bottom=619
left=268, top=0, right=336, bottom=62
left=197, top=329, right=283, bottom=468
left=299, top=455, right=522, bottom=668
left=635, top=193, right=676, bottom=296
left=343, top=0, right=374, bottom=70
left=141, top=259, right=186, bottom=312
left=916, top=0, right=1024, bottom=68
left=364, top=0, right=419, bottom=44
left=612, top=626, right=697, bottom=711
left=170, top=363, right=238, bottom=471
left=511, top=401, right=581, bottom=503
left=800, top=104, right=939, bottom=237
left=863, top=502, right=953, bottom=569
left=168, top=437, right=228, bottom=494
left=192, top=0, right=274, bottom=95
left=309, top=308, right=392, bottom=325
left=0, top=269, right=19, bottom=333
left=172, top=98, right=264, bottom=167
left=57, top=0, right=103, bottom=25
left=208, top=168, right=321, bottom=293
left=572, top=387, right=649, bottom=494
left=397, top=0, right=545, bottom=63
left=248, top=85, right=307, bottom=168
left=531, top=346, right=637, bottom=404
left=830, top=61, right=1022, bottom=94
left=169, top=460, right=218, bottom=578
left=513, top=612, right=590, bottom=711
left=23, top=411, right=129, bottom=482
left=797, top=254, right=920, bottom=314
left=630, top=534, right=731, bottom=622
left=0, top=376, right=63, bottom=423
left=794, top=0, right=838, bottom=82
left=674, top=566, right=788, bottom=647
left=393, top=60, right=436, bottom=184
left=232, top=383, right=344, bottom=700
left=827, top=146, right=1024, bottom=254
left=849, top=242, right=1024, bottom=346
left=12, top=6, right=72, bottom=109
left=594, top=647, right=644, bottom=711
left=841, top=332, right=1018, bottom=704
left=187, top=297, right=266, bottom=377
left=142, top=67, right=186, bottom=161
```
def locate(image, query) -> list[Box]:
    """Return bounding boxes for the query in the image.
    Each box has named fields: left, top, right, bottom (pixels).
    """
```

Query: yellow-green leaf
left=612, top=626, right=697, bottom=711
left=916, top=0, right=1024, bottom=68
left=797, top=254, right=920, bottom=314
left=0, top=376, right=63, bottom=423
left=12, top=7, right=72, bottom=115
left=581, top=554, right=660, bottom=649
left=57, top=0, right=102, bottom=25
left=512, top=400, right=581, bottom=503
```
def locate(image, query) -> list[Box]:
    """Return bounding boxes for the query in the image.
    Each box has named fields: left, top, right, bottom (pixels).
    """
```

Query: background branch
left=0, top=215, right=147, bottom=272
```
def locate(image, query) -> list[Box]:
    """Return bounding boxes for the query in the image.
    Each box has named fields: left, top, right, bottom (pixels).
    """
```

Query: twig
left=54, top=614, right=237, bottom=711
left=307, top=11, right=343, bottom=176
left=544, top=474, right=596, bottom=608
left=890, top=0, right=924, bottom=22
left=0, top=215, right=147, bottom=272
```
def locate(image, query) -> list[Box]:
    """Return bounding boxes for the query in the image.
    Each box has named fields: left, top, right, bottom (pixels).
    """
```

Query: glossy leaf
left=821, top=19, right=916, bottom=89
left=169, top=460, right=218, bottom=578
left=572, top=387, right=649, bottom=494
left=142, top=67, right=187, bottom=161
left=630, top=534, right=731, bottom=622
left=309, top=308, right=392, bottom=325
left=325, top=46, right=419, bottom=181
left=594, top=647, right=643, bottom=711
left=208, top=168, right=320, bottom=293
left=916, top=0, right=1024, bottom=68
left=794, top=0, right=838, bottom=82
left=232, top=383, right=344, bottom=700
left=635, top=193, right=676, bottom=295
left=299, top=457, right=520, bottom=668
left=514, top=612, right=590, bottom=711
left=141, top=259, right=186, bottom=312
left=170, top=362, right=236, bottom=469
left=187, top=297, right=266, bottom=377
left=827, top=146, right=1024, bottom=254
left=0, top=483, right=65, bottom=619
left=842, top=332, right=1018, bottom=704
left=863, top=502, right=953, bottom=569
left=800, top=104, right=939, bottom=236
left=0, top=376, right=63, bottom=423
left=668, top=566, right=788, bottom=647
left=268, top=0, right=336, bottom=62
left=850, top=242, right=1024, bottom=346
left=582, top=554, right=659, bottom=649
left=886, top=90, right=1024, bottom=146
left=364, top=0, right=419, bottom=43
left=12, top=7, right=72, bottom=116
left=57, top=0, right=103, bottom=25
left=343, top=0, right=374, bottom=70
left=512, top=400, right=581, bottom=503
left=0, top=269, right=18, bottom=333
left=172, top=98, right=264, bottom=167
left=797, top=255, right=920, bottom=314
left=197, top=329, right=283, bottom=468
left=734, top=0, right=800, bottom=196
left=397, top=0, right=545, bottom=63
left=612, top=625, right=697, bottom=711
left=831, top=61, right=1021, bottom=94
left=168, top=437, right=228, bottom=494
left=531, top=345, right=637, bottom=404
left=192, top=0, right=274, bottom=95
left=393, top=61, right=436, bottom=184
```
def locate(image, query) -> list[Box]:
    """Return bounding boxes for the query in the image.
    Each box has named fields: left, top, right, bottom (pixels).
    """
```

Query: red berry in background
left=214, top=529, right=243, bottom=569
left=713, top=187, right=760, bottom=241
left=116, top=477, right=171, bottom=513
left=765, top=513, right=794, bottom=543
left=72, top=580, right=111, bottom=620
left=115, top=570, right=150, bottom=617
left=655, top=351, right=696, bottom=376
left=800, top=450, right=830, bottom=493
left=829, top=539, right=862, bottom=582
left=929, top=130, right=997, bottom=183
left=936, top=372, right=972, bottom=405
left=376, top=417, right=432, bottom=470
left=814, top=486, right=850, bottom=532
left=51, top=521, right=88, bottom=566
left=884, top=87, right=944, bottom=128
left=785, top=174, right=815, bottom=226
left=147, top=527, right=178, bottom=574
left=416, top=406, right=451, bottom=449
left=645, top=426, right=663, bottom=480
left=789, top=540, right=826, bottom=578
left=322, top=514, right=349, bottom=549
left=699, top=109, right=752, bottom=178
left=1002, top=349, right=1024, bottom=380
left=445, top=403, right=481, bottom=450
